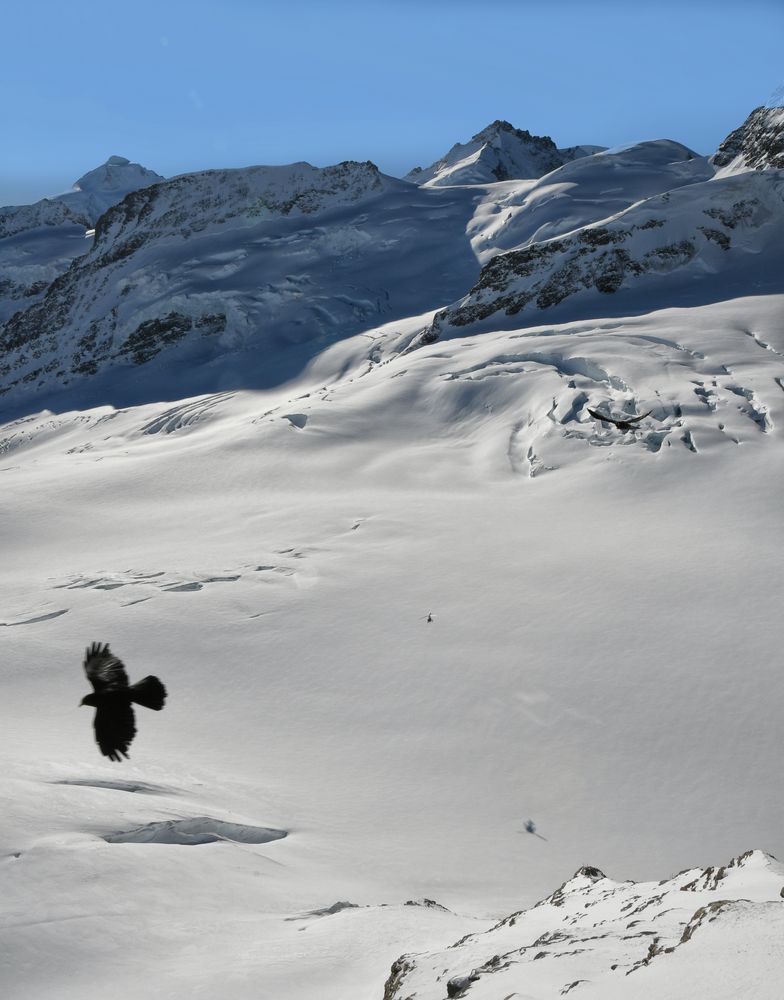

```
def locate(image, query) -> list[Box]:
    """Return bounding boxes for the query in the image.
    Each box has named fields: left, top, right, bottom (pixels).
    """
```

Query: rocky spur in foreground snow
left=384, top=850, right=784, bottom=999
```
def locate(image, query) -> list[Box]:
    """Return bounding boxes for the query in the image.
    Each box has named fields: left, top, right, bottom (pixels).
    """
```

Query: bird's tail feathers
left=129, top=675, right=167, bottom=711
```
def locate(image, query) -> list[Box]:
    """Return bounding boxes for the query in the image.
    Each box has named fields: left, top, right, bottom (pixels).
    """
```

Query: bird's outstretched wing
left=588, top=407, right=651, bottom=427
left=84, top=642, right=129, bottom=693
left=94, top=701, right=136, bottom=761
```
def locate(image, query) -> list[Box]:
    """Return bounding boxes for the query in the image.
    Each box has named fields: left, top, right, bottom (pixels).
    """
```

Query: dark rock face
left=421, top=219, right=703, bottom=338
left=122, top=312, right=227, bottom=365
left=712, top=106, right=784, bottom=171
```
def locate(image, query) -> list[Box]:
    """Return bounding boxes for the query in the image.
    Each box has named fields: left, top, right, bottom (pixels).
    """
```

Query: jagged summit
left=712, top=105, right=784, bottom=175
left=405, top=119, right=603, bottom=186
left=471, top=119, right=548, bottom=145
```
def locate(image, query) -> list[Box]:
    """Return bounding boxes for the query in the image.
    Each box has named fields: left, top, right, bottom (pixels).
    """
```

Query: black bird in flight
left=587, top=407, right=652, bottom=431
left=80, top=642, right=167, bottom=761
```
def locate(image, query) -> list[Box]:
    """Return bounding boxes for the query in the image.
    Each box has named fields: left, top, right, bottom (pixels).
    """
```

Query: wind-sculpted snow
left=383, top=850, right=784, bottom=1000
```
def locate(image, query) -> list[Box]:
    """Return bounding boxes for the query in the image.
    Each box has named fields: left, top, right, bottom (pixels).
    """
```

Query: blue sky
left=2, top=0, right=782, bottom=205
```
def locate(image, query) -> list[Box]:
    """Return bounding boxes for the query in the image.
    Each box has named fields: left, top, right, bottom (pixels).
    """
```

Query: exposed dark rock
left=712, top=106, right=784, bottom=170
left=703, top=199, right=758, bottom=229
left=382, top=956, right=415, bottom=1000
left=699, top=227, right=731, bottom=250
left=122, top=313, right=194, bottom=365
left=446, top=972, right=480, bottom=997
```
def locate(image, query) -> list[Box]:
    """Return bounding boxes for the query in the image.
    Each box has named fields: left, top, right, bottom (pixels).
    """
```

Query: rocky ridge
left=383, top=850, right=784, bottom=999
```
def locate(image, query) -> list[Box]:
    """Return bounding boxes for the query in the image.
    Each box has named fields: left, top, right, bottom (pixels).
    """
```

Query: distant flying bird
left=587, top=408, right=652, bottom=431
left=522, top=819, right=548, bottom=841
left=80, top=642, right=167, bottom=761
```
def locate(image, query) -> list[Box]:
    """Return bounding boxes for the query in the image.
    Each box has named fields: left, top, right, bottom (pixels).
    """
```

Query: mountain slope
left=411, top=167, right=784, bottom=344
left=467, top=139, right=713, bottom=263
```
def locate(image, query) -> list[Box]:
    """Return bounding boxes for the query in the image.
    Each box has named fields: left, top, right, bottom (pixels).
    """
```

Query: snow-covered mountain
left=414, top=166, right=784, bottom=345
left=0, top=156, right=163, bottom=325
left=0, top=117, right=771, bottom=413
left=57, top=155, right=165, bottom=225
left=1, top=107, right=784, bottom=1000
left=0, top=156, right=163, bottom=237
left=404, top=120, right=604, bottom=187
left=0, top=159, right=483, bottom=409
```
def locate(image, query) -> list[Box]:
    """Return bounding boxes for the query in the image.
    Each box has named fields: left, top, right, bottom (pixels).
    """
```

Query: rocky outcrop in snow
left=383, top=850, right=784, bottom=999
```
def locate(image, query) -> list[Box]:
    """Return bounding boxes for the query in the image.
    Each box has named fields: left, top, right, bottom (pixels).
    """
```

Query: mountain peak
left=472, top=119, right=558, bottom=151
left=405, top=120, right=600, bottom=187
left=71, top=156, right=164, bottom=194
